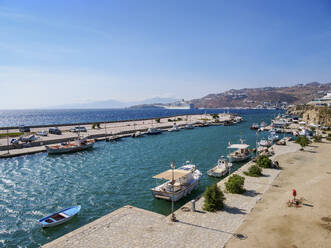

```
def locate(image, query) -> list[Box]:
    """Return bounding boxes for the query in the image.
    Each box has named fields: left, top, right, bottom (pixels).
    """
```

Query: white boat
left=259, top=139, right=272, bottom=147
left=207, top=156, right=232, bottom=178
left=268, top=131, right=279, bottom=142
left=151, top=161, right=202, bottom=201
left=168, top=124, right=180, bottom=132
left=132, top=131, right=143, bottom=138
left=260, top=121, right=267, bottom=127
left=46, top=138, right=95, bottom=154
left=227, top=142, right=251, bottom=163
left=147, top=128, right=162, bottom=135
left=184, top=123, right=194, bottom=129
left=39, top=205, right=81, bottom=228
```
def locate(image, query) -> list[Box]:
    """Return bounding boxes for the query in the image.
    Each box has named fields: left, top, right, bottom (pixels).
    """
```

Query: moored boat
left=250, top=123, right=259, bottom=130
left=39, top=205, right=81, bottom=228
left=184, top=123, right=194, bottom=129
left=207, top=156, right=232, bottom=178
left=259, top=139, right=272, bottom=147
left=227, top=141, right=251, bottom=162
left=147, top=127, right=162, bottom=135
left=151, top=161, right=202, bottom=201
left=46, top=138, right=94, bottom=154
left=131, top=131, right=143, bottom=138
left=168, top=124, right=180, bottom=132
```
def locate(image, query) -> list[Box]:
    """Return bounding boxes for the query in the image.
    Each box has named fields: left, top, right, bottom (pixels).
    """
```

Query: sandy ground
left=226, top=141, right=331, bottom=248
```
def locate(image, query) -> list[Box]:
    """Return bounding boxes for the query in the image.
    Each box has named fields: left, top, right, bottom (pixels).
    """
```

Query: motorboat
left=184, top=123, right=194, bottom=129
left=268, top=131, right=279, bottom=142
left=168, top=124, right=180, bottom=132
left=46, top=138, right=95, bottom=154
left=250, top=123, right=259, bottom=130
left=131, top=131, right=143, bottom=138
left=151, top=161, right=202, bottom=201
left=105, top=134, right=122, bottom=142
left=259, top=139, right=272, bottom=147
left=39, top=205, right=81, bottom=228
left=207, top=156, right=232, bottom=178
left=227, top=141, right=251, bottom=163
left=146, top=127, right=162, bottom=135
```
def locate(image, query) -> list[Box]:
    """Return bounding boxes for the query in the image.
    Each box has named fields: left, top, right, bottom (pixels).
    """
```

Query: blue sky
left=0, top=0, right=331, bottom=109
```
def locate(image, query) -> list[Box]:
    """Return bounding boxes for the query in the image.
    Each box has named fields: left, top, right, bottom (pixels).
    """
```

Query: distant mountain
left=190, top=82, right=331, bottom=109
left=51, top=97, right=178, bottom=109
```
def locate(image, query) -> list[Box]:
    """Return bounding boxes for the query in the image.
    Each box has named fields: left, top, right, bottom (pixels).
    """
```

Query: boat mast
left=6, top=129, right=9, bottom=154
left=171, top=161, right=177, bottom=222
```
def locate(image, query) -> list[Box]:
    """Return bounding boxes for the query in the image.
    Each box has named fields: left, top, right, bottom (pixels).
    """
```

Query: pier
left=0, top=113, right=239, bottom=158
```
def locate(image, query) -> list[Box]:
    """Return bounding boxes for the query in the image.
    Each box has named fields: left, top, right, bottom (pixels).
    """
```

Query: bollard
left=191, top=200, right=196, bottom=212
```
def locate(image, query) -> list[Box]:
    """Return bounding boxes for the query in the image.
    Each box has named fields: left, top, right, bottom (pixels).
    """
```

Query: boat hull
left=228, top=155, right=251, bottom=163
left=151, top=179, right=200, bottom=202
left=46, top=142, right=94, bottom=154
left=39, top=205, right=81, bottom=228
left=207, top=168, right=228, bottom=178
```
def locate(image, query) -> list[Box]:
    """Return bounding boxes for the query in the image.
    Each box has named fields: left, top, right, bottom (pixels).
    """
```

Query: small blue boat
left=39, top=205, right=81, bottom=228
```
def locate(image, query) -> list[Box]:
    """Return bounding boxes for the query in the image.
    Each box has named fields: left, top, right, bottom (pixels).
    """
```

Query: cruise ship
left=161, top=99, right=195, bottom=110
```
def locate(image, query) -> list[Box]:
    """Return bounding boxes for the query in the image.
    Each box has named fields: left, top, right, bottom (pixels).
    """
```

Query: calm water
left=1, top=108, right=276, bottom=127
left=0, top=110, right=283, bottom=247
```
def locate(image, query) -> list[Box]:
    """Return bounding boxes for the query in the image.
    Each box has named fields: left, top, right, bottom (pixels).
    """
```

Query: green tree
left=295, top=135, right=310, bottom=149
left=155, top=118, right=160, bottom=123
left=225, top=174, right=245, bottom=194
left=203, top=184, right=226, bottom=212
left=257, top=155, right=272, bottom=168
left=313, top=135, right=322, bottom=142
left=244, top=164, right=263, bottom=177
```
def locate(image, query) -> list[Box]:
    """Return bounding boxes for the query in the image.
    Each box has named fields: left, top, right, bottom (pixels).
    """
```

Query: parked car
left=19, top=126, right=30, bottom=132
left=70, top=126, right=87, bottom=132
left=49, top=127, right=62, bottom=135
left=36, top=130, right=48, bottom=136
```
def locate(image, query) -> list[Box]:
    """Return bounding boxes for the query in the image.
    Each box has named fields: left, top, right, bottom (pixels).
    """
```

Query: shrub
left=295, top=135, right=310, bottom=149
left=168, top=119, right=172, bottom=122
left=92, top=123, right=97, bottom=129
left=210, top=114, right=219, bottom=119
left=313, top=135, right=322, bottom=142
left=244, top=164, right=263, bottom=177
left=177, top=117, right=182, bottom=121
left=155, top=118, right=160, bottom=123
left=327, top=134, right=331, bottom=141
left=203, top=184, right=226, bottom=212
left=225, top=174, right=245, bottom=194
left=257, top=155, right=272, bottom=168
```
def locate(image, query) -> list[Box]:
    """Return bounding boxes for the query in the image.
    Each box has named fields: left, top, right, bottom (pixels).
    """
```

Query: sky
left=0, top=0, right=331, bottom=109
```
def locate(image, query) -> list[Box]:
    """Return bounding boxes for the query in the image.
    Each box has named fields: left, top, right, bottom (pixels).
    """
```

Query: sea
left=0, top=108, right=284, bottom=247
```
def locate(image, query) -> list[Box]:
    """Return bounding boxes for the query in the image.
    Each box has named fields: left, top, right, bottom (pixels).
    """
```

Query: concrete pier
left=0, top=113, right=238, bottom=158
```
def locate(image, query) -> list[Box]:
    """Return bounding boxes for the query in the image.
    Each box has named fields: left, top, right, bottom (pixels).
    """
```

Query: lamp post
left=170, top=161, right=177, bottom=222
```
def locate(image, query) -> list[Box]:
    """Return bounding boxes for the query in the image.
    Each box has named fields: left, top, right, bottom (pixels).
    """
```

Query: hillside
left=190, top=82, right=331, bottom=109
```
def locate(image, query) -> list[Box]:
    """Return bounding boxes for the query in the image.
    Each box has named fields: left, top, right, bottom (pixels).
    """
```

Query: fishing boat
left=227, top=141, right=251, bottom=162
left=146, top=127, right=162, bottom=135
left=250, top=123, right=259, bottom=130
left=168, top=124, right=180, bottom=132
left=151, top=161, right=202, bottom=201
left=39, top=205, right=81, bottom=228
left=207, top=156, right=232, bottom=178
left=46, top=138, right=95, bottom=154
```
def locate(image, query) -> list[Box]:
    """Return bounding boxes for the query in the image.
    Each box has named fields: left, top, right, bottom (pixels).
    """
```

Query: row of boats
left=41, top=139, right=251, bottom=227
left=152, top=139, right=252, bottom=202
left=45, top=123, right=194, bottom=154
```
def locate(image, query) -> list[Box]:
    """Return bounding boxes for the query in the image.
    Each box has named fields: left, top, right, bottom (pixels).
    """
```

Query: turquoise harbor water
left=0, top=110, right=283, bottom=247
